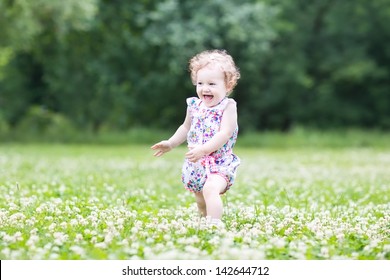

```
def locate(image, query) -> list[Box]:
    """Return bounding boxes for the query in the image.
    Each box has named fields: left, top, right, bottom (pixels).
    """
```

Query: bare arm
left=151, top=108, right=191, bottom=157
left=186, top=100, right=237, bottom=162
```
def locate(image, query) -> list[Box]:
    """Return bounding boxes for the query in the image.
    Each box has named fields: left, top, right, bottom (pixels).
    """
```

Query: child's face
left=195, top=65, right=229, bottom=108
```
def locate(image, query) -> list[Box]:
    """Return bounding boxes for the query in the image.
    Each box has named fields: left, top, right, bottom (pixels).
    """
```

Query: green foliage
left=0, top=111, right=9, bottom=135
left=0, top=0, right=98, bottom=50
left=0, top=47, right=13, bottom=80
left=0, top=0, right=389, bottom=133
left=14, top=106, right=77, bottom=141
left=238, top=128, right=390, bottom=149
left=242, top=0, right=390, bottom=131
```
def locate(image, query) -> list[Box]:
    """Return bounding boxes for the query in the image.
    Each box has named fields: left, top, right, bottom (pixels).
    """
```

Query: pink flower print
left=188, top=131, right=199, bottom=145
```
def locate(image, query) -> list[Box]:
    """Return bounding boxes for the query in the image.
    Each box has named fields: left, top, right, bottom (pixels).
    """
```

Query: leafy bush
left=0, top=112, right=10, bottom=136
left=15, top=106, right=77, bottom=141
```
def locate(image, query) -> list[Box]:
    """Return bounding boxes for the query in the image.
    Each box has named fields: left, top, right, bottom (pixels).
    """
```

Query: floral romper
left=181, top=97, right=240, bottom=193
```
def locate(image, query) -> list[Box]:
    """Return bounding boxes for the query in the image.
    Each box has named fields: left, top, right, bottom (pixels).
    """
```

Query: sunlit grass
left=0, top=144, right=389, bottom=259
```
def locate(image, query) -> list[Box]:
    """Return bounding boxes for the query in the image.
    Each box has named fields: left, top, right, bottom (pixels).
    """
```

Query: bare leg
left=194, top=192, right=206, bottom=217
left=202, top=174, right=227, bottom=220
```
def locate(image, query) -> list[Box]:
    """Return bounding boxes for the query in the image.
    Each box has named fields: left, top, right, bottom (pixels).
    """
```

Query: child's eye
left=209, top=83, right=215, bottom=86
left=197, top=82, right=203, bottom=85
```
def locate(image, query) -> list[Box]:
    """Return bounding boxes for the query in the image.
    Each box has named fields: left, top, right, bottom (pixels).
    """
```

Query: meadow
left=0, top=141, right=389, bottom=260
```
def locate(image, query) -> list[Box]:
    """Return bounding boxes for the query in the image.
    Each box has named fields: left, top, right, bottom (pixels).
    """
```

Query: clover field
left=0, top=144, right=389, bottom=260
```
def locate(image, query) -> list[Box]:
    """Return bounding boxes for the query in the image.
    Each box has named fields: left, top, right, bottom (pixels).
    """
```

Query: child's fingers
left=151, top=141, right=170, bottom=157
left=185, top=151, right=197, bottom=162
left=151, top=143, right=161, bottom=150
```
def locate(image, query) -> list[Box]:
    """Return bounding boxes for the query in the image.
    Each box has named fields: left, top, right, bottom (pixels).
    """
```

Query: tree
left=253, top=0, right=390, bottom=130
left=1, top=0, right=389, bottom=134
left=0, top=0, right=99, bottom=125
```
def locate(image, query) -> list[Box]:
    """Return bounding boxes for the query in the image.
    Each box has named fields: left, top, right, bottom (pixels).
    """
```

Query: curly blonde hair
left=189, top=49, right=240, bottom=94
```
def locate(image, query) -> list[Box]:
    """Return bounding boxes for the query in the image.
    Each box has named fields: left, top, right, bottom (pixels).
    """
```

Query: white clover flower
left=8, top=202, right=19, bottom=211
left=177, top=227, right=188, bottom=235
left=119, top=239, right=128, bottom=246
left=9, top=212, right=26, bottom=223
left=265, top=227, right=273, bottom=235
left=116, top=218, right=125, bottom=226
left=131, top=227, right=139, bottom=234
left=70, top=245, right=85, bottom=256
left=208, top=235, right=221, bottom=246
left=336, top=233, right=345, bottom=242
left=13, top=231, right=23, bottom=242
left=70, top=219, right=78, bottom=227
left=75, top=233, right=83, bottom=242
left=324, top=229, right=333, bottom=238
left=270, top=237, right=286, bottom=248
left=320, top=247, right=329, bottom=258
left=104, top=232, right=115, bottom=244
left=79, top=218, right=88, bottom=226
left=26, top=218, right=36, bottom=226
left=53, top=232, right=68, bottom=246
left=48, top=223, right=57, bottom=231
left=26, top=235, right=40, bottom=247
left=284, top=227, right=294, bottom=235
left=20, top=196, right=35, bottom=207
left=90, top=221, right=98, bottom=228
left=3, top=234, right=13, bottom=243
left=1, top=248, right=11, bottom=258
left=52, top=245, right=60, bottom=252
left=48, top=253, right=59, bottom=259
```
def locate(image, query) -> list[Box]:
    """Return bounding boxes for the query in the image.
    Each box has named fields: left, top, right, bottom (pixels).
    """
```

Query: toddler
left=151, top=49, right=240, bottom=227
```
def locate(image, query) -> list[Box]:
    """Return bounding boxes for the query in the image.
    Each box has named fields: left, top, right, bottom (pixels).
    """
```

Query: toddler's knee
left=202, top=184, right=219, bottom=198
left=203, top=175, right=227, bottom=197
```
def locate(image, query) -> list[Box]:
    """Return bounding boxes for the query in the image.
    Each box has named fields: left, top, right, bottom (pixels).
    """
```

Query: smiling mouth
left=203, top=94, right=213, bottom=101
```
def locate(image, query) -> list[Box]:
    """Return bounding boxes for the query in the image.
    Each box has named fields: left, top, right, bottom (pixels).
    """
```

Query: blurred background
left=0, top=0, right=389, bottom=144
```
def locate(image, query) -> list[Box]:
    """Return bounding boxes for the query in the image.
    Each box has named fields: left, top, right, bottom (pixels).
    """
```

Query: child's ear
left=226, top=81, right=234, bottom=93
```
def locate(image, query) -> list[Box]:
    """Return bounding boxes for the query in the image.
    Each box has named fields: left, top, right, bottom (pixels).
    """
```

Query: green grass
left=2, top=127, right=390, bottom=148
left=0, top=143, right=389, bottom=259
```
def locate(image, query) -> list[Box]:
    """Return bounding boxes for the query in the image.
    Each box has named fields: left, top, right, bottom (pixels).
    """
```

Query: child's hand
left=151, top=140, right=172, bottom=157
left=185, top=146, right=207, bottom=163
